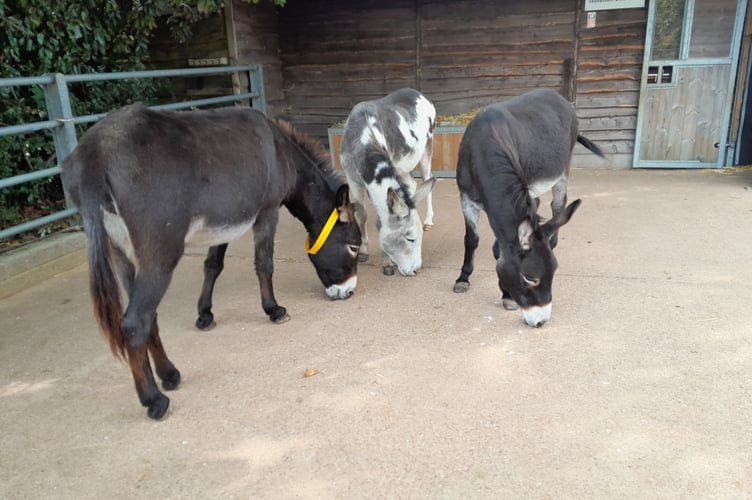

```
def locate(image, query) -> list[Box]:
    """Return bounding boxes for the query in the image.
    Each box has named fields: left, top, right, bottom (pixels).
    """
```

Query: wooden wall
left=151, top=0, right=648, bottom=168
left=226, top=0, right=286, bottom=116
left=277, top=0, right=419, bottom=134
left=574, top=7, right=647, bottom=167
left=419, top=0, right=577, bottom=112
left=271, top=0, right=647, bottom=167
left=149, top=13, right=234, bottom=101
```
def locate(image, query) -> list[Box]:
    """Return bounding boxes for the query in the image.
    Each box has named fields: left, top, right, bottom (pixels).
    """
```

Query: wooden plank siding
left=149, top=14, right=234, bottom=101
left=419, top=0, right=578, bottom=113
left=227, top=0, right=286, bottom=116
left=273, top=0, right=646, bottom=167
left=277, top=0, right=419, bottom=137
left=574, top=7, right=647, bottom=167
left=149, top=0, right=649, bottom=168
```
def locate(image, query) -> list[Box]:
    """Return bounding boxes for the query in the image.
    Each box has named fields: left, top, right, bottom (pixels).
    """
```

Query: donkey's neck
left=284, top=173, right=334, bottom=234
left=487, top=170, right=538, bottom=250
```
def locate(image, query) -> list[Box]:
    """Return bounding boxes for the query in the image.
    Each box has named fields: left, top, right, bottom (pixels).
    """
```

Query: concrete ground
left=1, top=168, right=751, bottom=499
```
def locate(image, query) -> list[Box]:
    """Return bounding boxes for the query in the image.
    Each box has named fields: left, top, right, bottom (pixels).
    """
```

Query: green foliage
left=653, top=0, right=685, bottom=60
left=0, top=0, right=166, bottom=230
left=0, top=0, right=286, bottom=233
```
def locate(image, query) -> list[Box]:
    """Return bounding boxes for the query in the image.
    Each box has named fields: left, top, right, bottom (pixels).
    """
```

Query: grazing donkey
left=340, top=88, right=437, bottom=276
left=452, top=88, right=604, bottom=327
left=61, top=104, right=361, bottom=419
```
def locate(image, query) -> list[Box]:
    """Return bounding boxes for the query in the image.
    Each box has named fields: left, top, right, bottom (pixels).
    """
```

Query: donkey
left=61, top=104, right=361, bottom=419
left=340, top=88, right=437, bottom=276
left=452, top=88, right=604, bottom=327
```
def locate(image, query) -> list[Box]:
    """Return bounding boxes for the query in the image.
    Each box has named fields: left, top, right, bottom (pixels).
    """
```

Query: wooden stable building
left=152, top=0, right=752, bottom=169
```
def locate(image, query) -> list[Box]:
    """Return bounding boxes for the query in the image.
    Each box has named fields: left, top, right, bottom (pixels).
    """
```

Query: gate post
left=249, top=65, right=266, bottom=115
left=43, top=73, right=77, bottom=208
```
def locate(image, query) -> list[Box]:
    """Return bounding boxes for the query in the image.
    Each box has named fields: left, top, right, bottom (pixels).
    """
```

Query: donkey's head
left=380, top=178, right=436, bottom=276
left=306, top=184, right=362, bottom=299
left=496, top=199, right=581, bottom=327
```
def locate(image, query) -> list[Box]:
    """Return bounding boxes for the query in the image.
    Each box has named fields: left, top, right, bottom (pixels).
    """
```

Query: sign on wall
left=585, top=0, right=645, bottom=10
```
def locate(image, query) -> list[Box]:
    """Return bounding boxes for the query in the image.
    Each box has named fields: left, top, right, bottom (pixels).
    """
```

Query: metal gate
left=0, top=65, right=265, bottom=240
left=633, top=0, right=747, bottom=168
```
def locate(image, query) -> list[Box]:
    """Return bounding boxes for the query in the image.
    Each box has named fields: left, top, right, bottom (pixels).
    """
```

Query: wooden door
left=634, top=0, right=747, bottom=167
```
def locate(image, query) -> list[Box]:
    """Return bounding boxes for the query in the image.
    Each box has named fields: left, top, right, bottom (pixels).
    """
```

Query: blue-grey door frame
left=633, top=0, right=748, bottom=168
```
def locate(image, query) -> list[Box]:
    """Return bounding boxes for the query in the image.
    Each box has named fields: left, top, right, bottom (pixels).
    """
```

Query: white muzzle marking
left=325, top=275, right=358, bottom=300
left=522, top=303, right=552, bottom=327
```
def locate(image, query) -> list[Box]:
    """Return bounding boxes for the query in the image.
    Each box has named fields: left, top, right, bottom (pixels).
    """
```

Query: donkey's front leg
left=549, top=178, right=568, bottom=249
left=453, top=194, right=482, bottom=292
left=195, top=243, right=228, bottom=330
left=349, top=181, right=370, bottom=263
left=253, top=209, right=289, bottom=323
left=419, top=143, right=434, bottom=231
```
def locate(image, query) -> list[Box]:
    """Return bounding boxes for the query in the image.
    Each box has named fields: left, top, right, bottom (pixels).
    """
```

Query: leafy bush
left=0, top=0, right=167, bottom=232
left=0, top=0, right=285, bottom=237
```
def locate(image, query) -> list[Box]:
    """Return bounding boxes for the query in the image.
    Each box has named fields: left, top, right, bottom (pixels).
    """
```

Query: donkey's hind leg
left=419, top=139, right=435, bottom=231
left=453, top=193, right=482, bottom=293
left=111, top=247, right=174, bottom=419
left=121, top=240, right=184, bottom=347
left=549, top=176, right=569, bottom=249
left=126, top=343, right=170, bottom=419
left=147, top=315, right=181, bottom=391
left=196, top=243, right=228, bottom=330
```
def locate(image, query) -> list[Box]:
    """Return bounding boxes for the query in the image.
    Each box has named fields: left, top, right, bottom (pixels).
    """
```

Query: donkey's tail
left=577, top=135, right=606, bottom=158
left=79, top=190, right=127, bottom=361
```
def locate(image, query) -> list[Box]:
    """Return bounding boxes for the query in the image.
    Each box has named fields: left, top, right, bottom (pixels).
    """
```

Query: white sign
left=585, top=0, right=645, bottom=11
left=188, top=57, right=229, bottom=67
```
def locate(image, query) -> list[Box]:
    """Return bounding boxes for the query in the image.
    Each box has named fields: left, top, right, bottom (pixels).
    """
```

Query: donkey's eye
left=347, top=244, right=360, bottom=257
left=405, top=237, right=416, bottom=243
left=521, top=274, right=540, bottom=287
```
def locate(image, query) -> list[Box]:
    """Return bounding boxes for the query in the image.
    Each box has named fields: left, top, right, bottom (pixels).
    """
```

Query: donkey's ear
left=541, top=198, right=582, bottom=238
left=414, top=177, right=436, bottom=203
left=335, top=184, right=351, bottom=207
left=387, top=187, right=409, bottom=217
left=518, top=218, right=535, bottom=251
left=335, top=184, right=354, bottom=223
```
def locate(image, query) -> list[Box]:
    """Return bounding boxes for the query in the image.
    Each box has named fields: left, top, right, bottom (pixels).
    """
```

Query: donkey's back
left=465, top=88, right=582, bottom=185
left=63, top=104, right=284, bottom=243
left=339, top=88, right=437, bottom=276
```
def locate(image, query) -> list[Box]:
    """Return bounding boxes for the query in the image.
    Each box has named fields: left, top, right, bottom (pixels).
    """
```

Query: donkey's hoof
left=453, top=281, right=470, bottom=293
left=146, top=394, right=170, bottom=420
left=162, top=368, right=181, bottom=391
left=502, top=298, right=519, bottom=311
left=358, top=253, right=369, bottom=263
left=423, top=223, right=433, bottom=231
left=274, top=313, right=291, bottom=324
left=195, top=316, right=216, bottom=331
left=270, top=307, right=290, bottom=324
left=383, top=266, right=395, bottom=276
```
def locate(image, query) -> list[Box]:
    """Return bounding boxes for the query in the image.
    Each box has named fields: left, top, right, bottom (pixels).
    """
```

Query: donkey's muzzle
left=325, top=275, right=357, bottom=300
left=521, top=303, right=552, bottom=328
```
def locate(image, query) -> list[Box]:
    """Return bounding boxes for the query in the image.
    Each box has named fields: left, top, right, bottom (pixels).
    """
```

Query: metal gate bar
left=0, top=65, right=265, bottom=240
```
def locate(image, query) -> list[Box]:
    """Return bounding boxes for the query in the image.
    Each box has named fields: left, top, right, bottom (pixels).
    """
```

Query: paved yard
left=1, top=168, right=751, bottom=499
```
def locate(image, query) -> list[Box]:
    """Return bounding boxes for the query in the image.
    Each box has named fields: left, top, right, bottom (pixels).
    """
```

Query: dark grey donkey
left=340, top=88, right=437, bottom=276
left=61, top=104, right=361, bottom=419
left=453, top=88, right=604, bottom=327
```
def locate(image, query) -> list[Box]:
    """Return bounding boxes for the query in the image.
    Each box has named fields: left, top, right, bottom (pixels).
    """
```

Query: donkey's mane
left=274, top=119, right=343, bottom=188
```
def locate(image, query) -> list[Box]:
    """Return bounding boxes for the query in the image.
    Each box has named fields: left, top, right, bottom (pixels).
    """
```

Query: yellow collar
left=305, top=208, right=339, bottom=255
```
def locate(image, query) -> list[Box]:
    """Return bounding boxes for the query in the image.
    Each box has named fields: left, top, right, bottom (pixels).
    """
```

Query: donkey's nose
left=522, top=303, right=552, bottom=328
left=345, top=289, right=354, bottom=298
